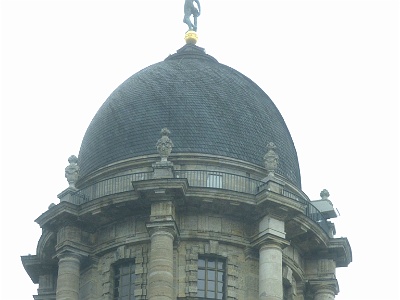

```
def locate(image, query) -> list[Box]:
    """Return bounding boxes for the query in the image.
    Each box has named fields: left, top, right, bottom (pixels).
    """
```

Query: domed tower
left=22, top=13, right=351, bottom=300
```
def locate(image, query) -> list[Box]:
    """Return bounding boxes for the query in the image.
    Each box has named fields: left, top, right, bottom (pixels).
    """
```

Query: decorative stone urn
left=320, top=189, right=330, bottom=200
left=153, top=128, right=174, bottom=179
left=156, top=128, right=174, bottom=162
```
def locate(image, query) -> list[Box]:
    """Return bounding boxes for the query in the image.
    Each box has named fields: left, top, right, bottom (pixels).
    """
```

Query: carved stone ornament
left=263, top=142, right=279, bottom=176
left=65, top=155, right=79, bottom=188
left=320, top=189, right=330, bottom=200
left=156, top=128, right=174, bottom=162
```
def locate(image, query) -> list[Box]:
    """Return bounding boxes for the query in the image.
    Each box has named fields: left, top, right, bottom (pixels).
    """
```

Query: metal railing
left=174, top=170, right=265, bottom=194
left=299, top=197, right=332, bottom=234
left=71, top=172, right=152, bottom=205
left=70, top=170, right=330, bottom=234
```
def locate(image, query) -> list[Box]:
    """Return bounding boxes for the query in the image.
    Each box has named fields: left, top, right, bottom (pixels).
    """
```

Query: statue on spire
left=183, top=0, right=201, bottom=32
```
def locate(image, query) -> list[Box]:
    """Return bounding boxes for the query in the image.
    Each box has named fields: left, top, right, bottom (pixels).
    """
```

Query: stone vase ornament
left=156, top=128, right=174, bottom=162
left=320, top=189, right=330, bottom=200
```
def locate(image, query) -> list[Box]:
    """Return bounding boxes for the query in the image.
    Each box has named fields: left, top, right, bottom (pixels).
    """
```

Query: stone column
left=256, top=215, right=288, bottom=300
left=146, top=200, right=178, bottom=300
left=56, top=252, right=82, bottom=300
left=147, top=227, right=175, bottom=300
left=259, top=241, right=283, bottom=300
left=309, top=281, right=338, bottom=300
left=313, top=286, right=335, bottom=300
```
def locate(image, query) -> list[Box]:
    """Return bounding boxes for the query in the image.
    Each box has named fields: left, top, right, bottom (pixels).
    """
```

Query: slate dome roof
left=78, top=44, right=301, bottom=187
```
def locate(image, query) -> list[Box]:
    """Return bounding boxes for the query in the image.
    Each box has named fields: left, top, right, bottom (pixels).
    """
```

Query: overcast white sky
left=1, top=0, right=399, bottom=299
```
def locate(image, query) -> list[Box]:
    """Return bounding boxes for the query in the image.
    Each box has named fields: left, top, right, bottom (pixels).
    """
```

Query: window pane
left=208, top=270, right=215, bottom=280
left=217, top=261, right=223, bottom=270
left=207, top=291, right=215, bottom=298
left=121, top=274, right=130, bottom=286
left=217, top=292, right=223, bottom=299
left=198, top=269, right=205, bottom=279
left=198, top=259, right=205, bottom=268
left=121, top=286, right=130, bottom=296
left=218, top=271, right=223, bottom=281
left=197, top=290, right=205, bottom=297
left=208, top=281, right=215, bottom=291
left=218, top=281, right=223, bottom=292
left=198, top=279, right=205, bottom=290
left=208, top=259, right=215, bottom=268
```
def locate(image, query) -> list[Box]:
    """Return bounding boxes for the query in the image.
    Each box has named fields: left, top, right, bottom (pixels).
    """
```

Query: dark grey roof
left=78, top=44, right=301, bottom=187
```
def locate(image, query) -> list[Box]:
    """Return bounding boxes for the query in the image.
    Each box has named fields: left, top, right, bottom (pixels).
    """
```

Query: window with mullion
left=113, top=260, right=136, bottom=300
left=197, top=257, right=225, bottom=299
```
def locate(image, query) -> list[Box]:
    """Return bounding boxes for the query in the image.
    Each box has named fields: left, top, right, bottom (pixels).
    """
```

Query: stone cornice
left=328, top=237, right=352, bottom=267
left=255, top=189, right=305, bottom=218
left=290, top=214, right=330, bottom=246
left=21, top=255, right=56, bottom=283
left=35, top=201, right=79, bottom=230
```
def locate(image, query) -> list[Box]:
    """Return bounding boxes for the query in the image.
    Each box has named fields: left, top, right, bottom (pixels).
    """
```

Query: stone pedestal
left=56, top=253, right=81, bottom=300
left=152, top=161, right=174, bottom=179
left=57, top=187, right=79, bottom=203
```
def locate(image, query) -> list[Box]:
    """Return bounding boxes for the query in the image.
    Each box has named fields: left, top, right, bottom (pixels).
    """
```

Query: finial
left=65, top=155, right=79, bottom=188
left=320, top=189, right=330, bottom=200
left=184, top=31, right=198, bottom=44
left=156, top=128, right=174, bottom=162
left=264, top=142, right=279, bottom=176
left=183, top=0, right=201, bottom=44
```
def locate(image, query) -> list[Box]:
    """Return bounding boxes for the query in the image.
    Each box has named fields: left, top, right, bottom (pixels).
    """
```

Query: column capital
left=146, top=220, right=180, bottom=239
left=308, top=279, right=339, bottom=296
left=251, top=232, right=290, bottom=250
left=55, top=245, right=89, bottom=262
